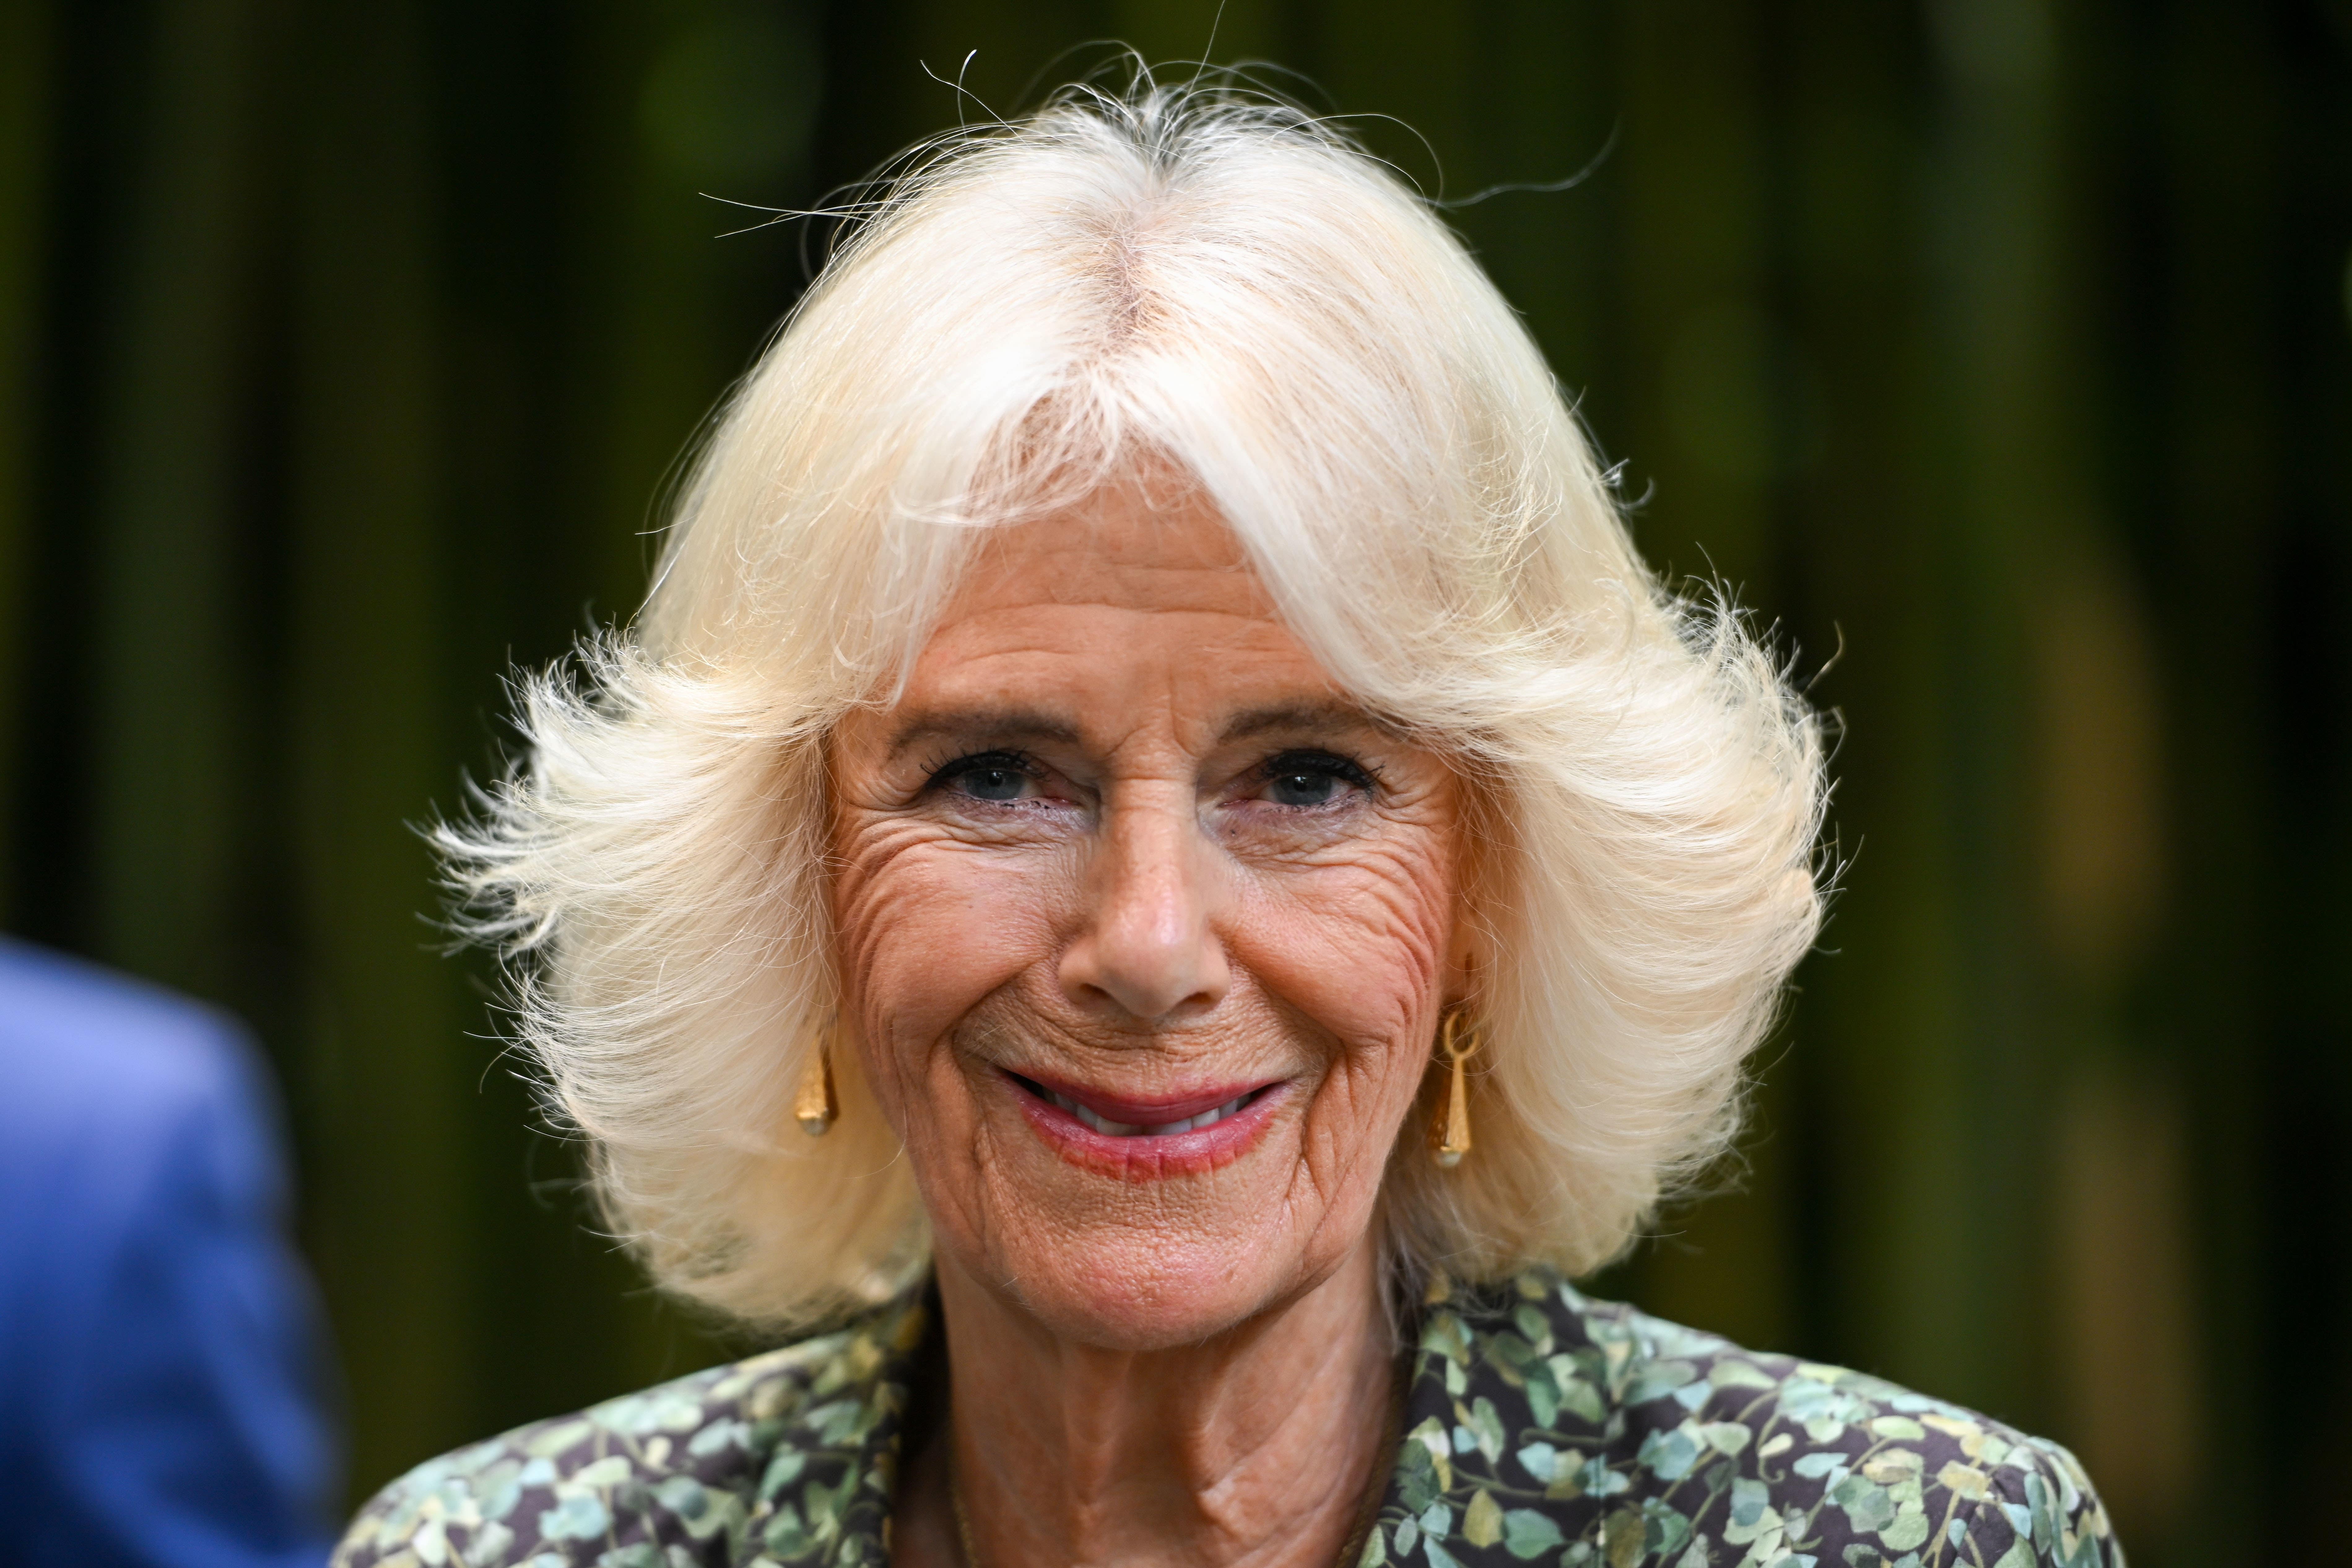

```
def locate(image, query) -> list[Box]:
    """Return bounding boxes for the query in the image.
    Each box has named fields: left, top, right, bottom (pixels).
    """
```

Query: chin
left=925, top=1057, right=1387, bottom=1348
left=990, top=1226, right=1337, bottom=1353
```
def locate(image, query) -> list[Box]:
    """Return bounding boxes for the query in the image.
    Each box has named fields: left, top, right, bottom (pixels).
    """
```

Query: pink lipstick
left=1001, top=1069, right=1284, bottom=1180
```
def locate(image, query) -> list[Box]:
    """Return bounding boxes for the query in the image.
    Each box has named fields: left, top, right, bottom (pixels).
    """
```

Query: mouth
left=999, top=1068, right=1285, bottom=1178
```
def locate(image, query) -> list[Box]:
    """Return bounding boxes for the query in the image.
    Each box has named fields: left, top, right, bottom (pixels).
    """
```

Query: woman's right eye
left=933, top=752, right=1037, bottom=803
left=957, top=767, right=1028, bottom=801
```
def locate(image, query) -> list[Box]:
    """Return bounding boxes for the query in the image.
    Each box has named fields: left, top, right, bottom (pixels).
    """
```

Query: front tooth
left=1078, top=1105, right=1141, bottom=1136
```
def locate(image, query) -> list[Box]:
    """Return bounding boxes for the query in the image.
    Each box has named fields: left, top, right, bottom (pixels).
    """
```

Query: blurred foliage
left=2, top=2, right=2348, bottom=1563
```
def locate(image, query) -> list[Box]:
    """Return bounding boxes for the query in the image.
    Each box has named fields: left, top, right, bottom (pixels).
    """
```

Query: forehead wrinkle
left=884, top=687, right=1381, bottom=769
left=941, top=579, right=1276, bottom=630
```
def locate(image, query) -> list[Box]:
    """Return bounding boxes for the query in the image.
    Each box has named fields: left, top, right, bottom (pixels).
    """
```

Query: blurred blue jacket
left=0, top=938, right=340, bottom=1568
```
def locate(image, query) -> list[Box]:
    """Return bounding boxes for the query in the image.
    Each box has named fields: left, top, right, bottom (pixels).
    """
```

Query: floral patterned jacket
left=334, top=1269, right=2122, bottom=1568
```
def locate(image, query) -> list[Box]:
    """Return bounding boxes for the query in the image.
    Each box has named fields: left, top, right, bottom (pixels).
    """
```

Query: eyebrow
left=881, top=700, right=1385, bottom=760
left=883, top=709, right=1084, bottom=761
left=1218, top=701, right=1387, bottom=744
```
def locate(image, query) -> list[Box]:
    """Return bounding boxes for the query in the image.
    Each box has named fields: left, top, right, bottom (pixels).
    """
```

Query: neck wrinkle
left=937, top=1238, right=1398, bottom=1568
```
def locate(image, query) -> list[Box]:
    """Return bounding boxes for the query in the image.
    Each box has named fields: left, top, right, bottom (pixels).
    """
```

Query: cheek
left=829, top=823, right=1065, bottom=1076
left=1233, top=832, right=1459, bottom=1071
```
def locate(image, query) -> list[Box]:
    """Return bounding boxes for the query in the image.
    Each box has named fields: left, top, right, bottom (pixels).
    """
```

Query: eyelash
left=919, top=748, right=1379, bottom=800
left=921, top=748, right=1039, bottom=791
left=1256, top=749, right=1379, bottom=795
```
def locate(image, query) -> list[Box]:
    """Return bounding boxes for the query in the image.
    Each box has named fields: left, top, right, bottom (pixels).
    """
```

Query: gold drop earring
left=793, top=1024, right=838, bottom=1137
left=1431, top=1007, right=1479, bottom=1168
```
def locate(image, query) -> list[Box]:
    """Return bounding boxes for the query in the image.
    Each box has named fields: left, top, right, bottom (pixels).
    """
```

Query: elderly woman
left=336, top=83, right=2118, bottom=1568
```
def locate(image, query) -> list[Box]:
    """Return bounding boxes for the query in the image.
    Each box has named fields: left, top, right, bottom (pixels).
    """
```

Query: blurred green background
left=3, top=1, right=2348, bottom=1562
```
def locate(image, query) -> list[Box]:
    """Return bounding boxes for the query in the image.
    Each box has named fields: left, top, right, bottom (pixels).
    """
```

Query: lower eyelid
left=1241, top=788, right=1367, bottom=814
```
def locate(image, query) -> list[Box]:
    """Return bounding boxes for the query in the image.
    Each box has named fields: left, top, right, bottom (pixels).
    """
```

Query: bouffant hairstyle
left=444, top=77, right=1826, bottom=1330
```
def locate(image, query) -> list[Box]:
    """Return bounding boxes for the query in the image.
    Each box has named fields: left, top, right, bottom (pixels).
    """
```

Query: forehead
left=943, top=478, right=1270, bottom=621
left=883, top=480, right=1361, bottom=743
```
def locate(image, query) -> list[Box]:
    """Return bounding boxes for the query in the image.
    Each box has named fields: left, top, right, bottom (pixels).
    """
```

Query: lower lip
left=1005, top=1073, right=1284, bottom=1181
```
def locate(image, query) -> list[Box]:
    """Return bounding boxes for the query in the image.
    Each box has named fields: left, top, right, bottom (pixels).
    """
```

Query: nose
left=1057, top=785, right=1231, bottom=1023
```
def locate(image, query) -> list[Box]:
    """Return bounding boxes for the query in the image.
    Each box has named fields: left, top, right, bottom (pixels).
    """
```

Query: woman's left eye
left=1255, top=752, right=1373, bottom=808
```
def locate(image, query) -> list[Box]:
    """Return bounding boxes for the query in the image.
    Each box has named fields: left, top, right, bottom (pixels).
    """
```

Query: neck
left=928, top=1241, right=1397, bottom=1568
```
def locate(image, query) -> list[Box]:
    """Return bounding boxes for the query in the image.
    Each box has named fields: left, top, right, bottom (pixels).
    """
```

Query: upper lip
left=1006, top=1069, right=1281, bottom=1129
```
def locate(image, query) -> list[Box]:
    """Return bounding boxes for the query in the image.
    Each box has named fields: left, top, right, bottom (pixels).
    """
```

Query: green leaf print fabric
left=333, top=1269, right=2121, bottom=1568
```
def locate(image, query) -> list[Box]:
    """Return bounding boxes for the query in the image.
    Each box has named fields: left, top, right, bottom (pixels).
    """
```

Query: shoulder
left=0, top=944, right=336, bottom=1561
left=1399, top=1269, right=2122, bottom=1568
left=333, top=1296, right=925, bottom=1568
left=0, top=940, right=289, bottom=1308
left=0, top=938, right=268, bottom=1152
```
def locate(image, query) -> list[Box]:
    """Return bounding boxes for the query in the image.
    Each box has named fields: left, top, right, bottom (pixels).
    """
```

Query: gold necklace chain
left=948, top=1460, right=981, bottom=1567
left=945, top=1457, right=983, bottom=1568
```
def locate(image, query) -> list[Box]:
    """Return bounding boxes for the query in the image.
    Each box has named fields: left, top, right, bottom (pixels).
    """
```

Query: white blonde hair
left=445, top=76, right=1826, bottom=1329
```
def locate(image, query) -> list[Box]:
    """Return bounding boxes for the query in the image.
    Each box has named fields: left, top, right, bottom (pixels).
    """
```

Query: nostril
left=1059, top=922, right=1232, bottom=1021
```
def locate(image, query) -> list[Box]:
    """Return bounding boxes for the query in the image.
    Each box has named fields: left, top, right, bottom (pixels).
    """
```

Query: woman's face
left=828, top=479, right=1467, bottom=1350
